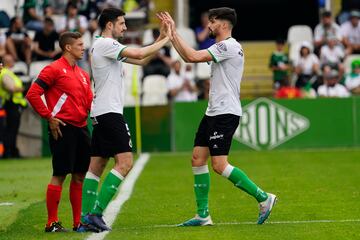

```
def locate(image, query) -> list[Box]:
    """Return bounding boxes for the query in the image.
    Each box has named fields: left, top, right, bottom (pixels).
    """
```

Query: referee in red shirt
left=26, top=32, right=93, bottom=232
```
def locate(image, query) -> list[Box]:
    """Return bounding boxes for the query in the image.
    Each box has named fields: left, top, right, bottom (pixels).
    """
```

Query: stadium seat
left=27, top=30, right=36, bottom=40
left=0, top=2, right=16, bottom=18
left=176, top=27, right=197, bottom=48
left=29, top=60, right=52, bottom=78
left=11, top=61, right=28, bottom=76
left=142, top=74, right=168, bottom=106
left=142, top=28, right=154, bottom=46
left=196, top=62, right=211, bottom=80
left=123, top=62, right=143, bottom=106
left=344, top=54, right=360, bottom=74
left=287, top=25, right=313, bottom=44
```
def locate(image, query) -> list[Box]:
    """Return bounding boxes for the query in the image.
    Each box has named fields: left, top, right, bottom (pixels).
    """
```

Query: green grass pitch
left=0, top=148, right=359, bottom=240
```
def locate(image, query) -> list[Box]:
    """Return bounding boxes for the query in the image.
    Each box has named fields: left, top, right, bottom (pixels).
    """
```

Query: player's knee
left=192, top=153, right=206, bottom=166
left=211, top=160, right=227, bottom=175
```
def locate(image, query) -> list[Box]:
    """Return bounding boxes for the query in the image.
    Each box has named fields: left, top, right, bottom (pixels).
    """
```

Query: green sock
left=91, top=169, right=124, bottom=215
left=193, top=165, right=210, bottom=218
left=222, top=164, right=268, bottom=202
left=81, top=172, right=99, bottom=222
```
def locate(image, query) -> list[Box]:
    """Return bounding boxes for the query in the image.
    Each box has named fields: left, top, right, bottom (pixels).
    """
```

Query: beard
left=208, top=30, right=216, bottom=39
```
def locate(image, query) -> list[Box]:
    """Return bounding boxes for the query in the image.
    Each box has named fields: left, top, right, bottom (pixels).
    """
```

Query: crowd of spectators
left=270, top=9, right=360, bottom=99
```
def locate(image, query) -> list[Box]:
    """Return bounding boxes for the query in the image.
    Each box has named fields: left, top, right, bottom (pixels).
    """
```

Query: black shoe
left=85, top=214, right=112, bottom=231
left=75, top=223, right=101, bottom=233
left=45, top=222, right=69, bottom=232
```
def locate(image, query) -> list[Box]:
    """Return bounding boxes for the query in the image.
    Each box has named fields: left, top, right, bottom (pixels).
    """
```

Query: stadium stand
left=344, top=54, right=360, bottom=74
left=142, top=74, right=168, bottom=106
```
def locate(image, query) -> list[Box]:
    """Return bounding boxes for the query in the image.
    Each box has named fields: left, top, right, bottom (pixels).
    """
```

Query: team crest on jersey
left=63, top=68, right=67, bottom=73
left=113, top=41, right=119, bottom=46
left=216, top=42, right=227, bottom=52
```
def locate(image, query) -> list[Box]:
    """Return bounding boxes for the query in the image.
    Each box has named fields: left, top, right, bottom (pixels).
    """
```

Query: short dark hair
left=322, top=10, right=332, bottom=18
left=276, top=38, right=286, bottom=44
left=44, top=17, right=54, bottom=25
left=59, top=31, right=82, bottom=51
left=208, top=7, right=237, bottom=27
left=98, top=7, right=125, bottom=30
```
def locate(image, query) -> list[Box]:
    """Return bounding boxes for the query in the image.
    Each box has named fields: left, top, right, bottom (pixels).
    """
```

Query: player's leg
left=45, top=124, right=76, bottom=232
left=81, top=156, right=108, bottom=220
left=210, top=114, right=276, bottom=224
left=45, top=175, right=67, bottom=232
left=179, top=116, right=213, bottom=227
left=86, top=113, right=133, bottom=231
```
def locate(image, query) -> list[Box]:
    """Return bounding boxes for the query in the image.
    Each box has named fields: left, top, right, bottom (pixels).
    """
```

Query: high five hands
left=156, top=12, right=176, bottom=41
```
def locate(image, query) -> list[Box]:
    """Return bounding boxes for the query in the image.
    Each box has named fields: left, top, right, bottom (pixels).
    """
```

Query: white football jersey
left=206, top=37, right=244, bottom=116
left=90, top=36, right=127, bottom=117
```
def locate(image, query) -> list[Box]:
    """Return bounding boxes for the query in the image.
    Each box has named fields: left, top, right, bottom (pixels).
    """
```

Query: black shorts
left=49, top=124, right=91, bottom=176
left=194, top=114, right=240, bottom=156
left=91, top=113, right=132, bottom=158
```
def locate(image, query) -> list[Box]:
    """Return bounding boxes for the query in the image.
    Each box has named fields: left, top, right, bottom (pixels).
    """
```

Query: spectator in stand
left=275, top=77, right=302, bottom=99
left=317, top=69, right=350, bottom=97
left=5, top=17, right=32, bottom=65
left=344, top=59, right=360, bottom=95
left=293, top=41, right=320, bottom=88
left=33, top=18, right=61, bottom=61
left=340, top=10, right=360, bottom=54
left=48, top=0, right=68, bottom=15
left=0, top=32, right=6, bottom=58
left=195, top=12, right=216, bottom=50
left=314, top=11, right=342, bottom=55
left=56, top=1, right=88, bottom=34
left=167, top=60, right=197, bottom=102
left=23, top=0, right=52, bottom=31
left=142, top=28, right=172, bottom=79
left=320, top=35, right=345, bottom=77
left=0, top=54, right=27, bottom=158
left=269, top=38, right=289, bottom=89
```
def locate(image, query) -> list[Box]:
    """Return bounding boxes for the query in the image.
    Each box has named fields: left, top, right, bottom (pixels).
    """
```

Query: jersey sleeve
left=101, top=39, right=127, bottom=61
left=207, top=40, right=239, bottom=63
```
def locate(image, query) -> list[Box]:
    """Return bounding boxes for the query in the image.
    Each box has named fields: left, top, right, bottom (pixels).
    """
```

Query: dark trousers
left=4, top=101, right=23, bottom=158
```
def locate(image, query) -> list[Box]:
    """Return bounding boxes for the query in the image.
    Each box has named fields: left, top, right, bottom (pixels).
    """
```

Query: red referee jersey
left=26, top=56, right=93, bottom=127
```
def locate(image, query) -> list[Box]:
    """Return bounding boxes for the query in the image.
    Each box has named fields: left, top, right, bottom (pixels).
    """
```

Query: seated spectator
left=293, top=41, right=320, bottom=88
left=0, top=32, right=5, bottom=58
left=344, top=59, right=360, bottom=95
left=5, top=17, right=32, bottom=65
left=195, top=12, right=216, bottom=50
left=56, top=1, right=88, bottom=34
left=317, top=70, right=350, bottom=97
left=47, top=0, right=67, bottom=15
left=275, top=77, right=302, bottom=99
left=33, top=17, right=61, bottom=61
left=23, top=0, right=52, bottom=31
left=142, top=29, right=172, bottom=78
left=320, top=35, right=345, bottom=77
left=167, top=60, right=197, bottom=102
left=314, top=10, right=342, bottom=55
left=340, top=10, right=360, bottom=55
left=301, top=82, right=317, bottom=98
left=269, top=38, right=289, bottom=89
left=0, top=54, right=27, bottom=158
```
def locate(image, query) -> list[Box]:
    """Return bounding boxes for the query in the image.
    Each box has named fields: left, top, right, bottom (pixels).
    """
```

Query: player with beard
left=78, top=7, right=170, bottom=232
left=159, top=8, right=277, bottom=226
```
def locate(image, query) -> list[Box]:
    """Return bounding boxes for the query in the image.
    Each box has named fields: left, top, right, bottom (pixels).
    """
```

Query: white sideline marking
left=114, top=219, right=360, bottom=230
left=86, top=153, right=150, bottom=240
left=0, top=202, right=14, bottom=206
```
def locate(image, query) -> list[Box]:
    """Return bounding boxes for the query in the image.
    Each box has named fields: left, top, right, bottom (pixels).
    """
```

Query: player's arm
left=161, top=12, right=212, bottom=63
left=120, top=36, right=169, bottom=61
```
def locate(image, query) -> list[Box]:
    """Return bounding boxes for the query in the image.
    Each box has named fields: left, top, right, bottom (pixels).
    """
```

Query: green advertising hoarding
left=41, top=97, right=360, bottom=156
left=174, top=97, right=360, bottom=151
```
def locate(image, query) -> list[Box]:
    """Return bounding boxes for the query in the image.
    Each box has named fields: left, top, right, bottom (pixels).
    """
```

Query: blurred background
left=0, top=0, right=359, bottom=158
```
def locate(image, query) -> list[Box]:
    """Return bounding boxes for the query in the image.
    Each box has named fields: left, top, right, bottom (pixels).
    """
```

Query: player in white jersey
left=159, top=8, right=276, bottom=226
left=78, top=7, right=170, bottom=232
